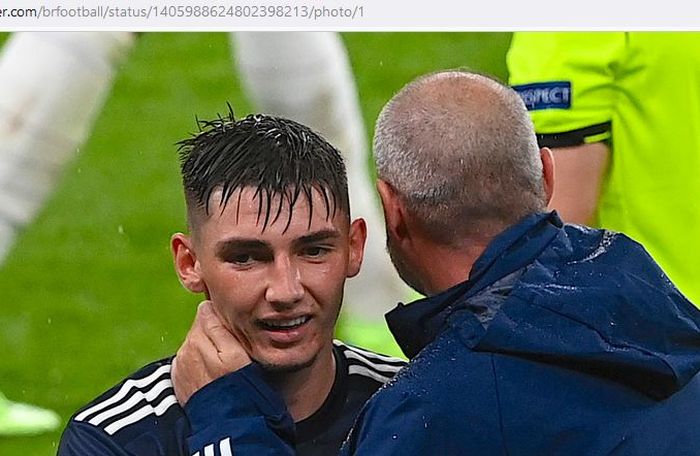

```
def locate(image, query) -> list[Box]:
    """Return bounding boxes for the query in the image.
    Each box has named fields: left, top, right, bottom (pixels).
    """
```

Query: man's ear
left=171, top=233, right=206, bottom=293
left=376, top=179, right=410, bottom=244
left=346, top=218, right=367, bottom=278
left=540, top=147, right=556, bottom=206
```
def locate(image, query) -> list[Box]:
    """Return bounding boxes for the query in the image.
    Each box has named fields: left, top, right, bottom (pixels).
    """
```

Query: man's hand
left=172, top=301, right=252, bottom=406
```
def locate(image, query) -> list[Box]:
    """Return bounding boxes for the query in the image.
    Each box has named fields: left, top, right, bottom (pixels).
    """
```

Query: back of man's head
left=177, top=111, right=350, bottom=232
left=374, top=70, right=546, bottom=245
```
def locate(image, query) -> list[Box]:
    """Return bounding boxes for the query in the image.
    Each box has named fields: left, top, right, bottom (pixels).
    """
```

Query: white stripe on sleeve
left=220, top=437, right=233, bottom=456
left=88, top=378, right=172, bottom=426
left=348, top=364, right=393, bottom=384
left=343, top=350, right=403, bottom=374
left=75, top=364, right=171, bottom=421
left=103, top=395, right=178, bottom=435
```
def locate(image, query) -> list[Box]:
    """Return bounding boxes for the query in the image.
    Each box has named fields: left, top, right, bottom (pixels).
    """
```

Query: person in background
left=0, top=31, right=132, bottom=436
left=508, top=32, right=700, bottom=306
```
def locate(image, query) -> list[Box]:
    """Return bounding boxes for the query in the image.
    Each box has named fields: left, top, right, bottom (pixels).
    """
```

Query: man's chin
left=254, top=353, right=317, bottom=374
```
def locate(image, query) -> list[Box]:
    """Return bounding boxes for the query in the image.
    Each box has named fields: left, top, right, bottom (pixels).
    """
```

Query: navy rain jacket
left=344, top=211, right=700, bottom=455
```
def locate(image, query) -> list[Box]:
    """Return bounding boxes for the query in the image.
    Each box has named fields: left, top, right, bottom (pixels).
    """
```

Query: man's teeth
left=263, top=316, right=309, bottom=329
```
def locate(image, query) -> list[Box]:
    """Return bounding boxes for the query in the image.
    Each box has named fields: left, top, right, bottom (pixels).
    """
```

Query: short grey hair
left=373, top=70, right=546, bottom=245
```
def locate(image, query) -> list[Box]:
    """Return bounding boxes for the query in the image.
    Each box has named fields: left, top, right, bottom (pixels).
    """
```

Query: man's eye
left=304, top=246, right=329, bottom=258
left=230, top=253, right=253, bottom=265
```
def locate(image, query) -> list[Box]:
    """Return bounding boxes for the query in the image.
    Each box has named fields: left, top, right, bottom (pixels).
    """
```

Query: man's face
left=179, top=187, right=365, bottom=372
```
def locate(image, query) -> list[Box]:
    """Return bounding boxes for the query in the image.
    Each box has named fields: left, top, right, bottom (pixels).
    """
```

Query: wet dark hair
left=177, top=109, right=349, bottom=231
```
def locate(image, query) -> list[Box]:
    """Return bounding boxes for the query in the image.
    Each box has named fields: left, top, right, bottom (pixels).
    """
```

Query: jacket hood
left=387, top=212, right=700, bottom=400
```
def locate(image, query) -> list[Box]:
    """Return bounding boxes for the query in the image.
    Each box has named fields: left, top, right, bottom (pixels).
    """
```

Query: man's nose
left=265, top=256, right=304, bottom=305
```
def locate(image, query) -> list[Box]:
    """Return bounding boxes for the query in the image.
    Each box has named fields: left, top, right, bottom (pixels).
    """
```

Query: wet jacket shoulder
left=346, top=212, right=700, bottom=455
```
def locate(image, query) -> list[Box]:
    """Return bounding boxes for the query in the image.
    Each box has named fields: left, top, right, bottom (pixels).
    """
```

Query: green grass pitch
left=0, top=32, right=511, bottom=454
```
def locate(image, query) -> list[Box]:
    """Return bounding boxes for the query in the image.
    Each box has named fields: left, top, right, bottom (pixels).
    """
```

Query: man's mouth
left=258, top=316, right=311, bottom=331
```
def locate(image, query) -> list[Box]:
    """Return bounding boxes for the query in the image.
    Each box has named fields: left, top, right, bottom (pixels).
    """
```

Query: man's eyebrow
left=215, top=238, right=270, bottom=255
left=295, top=229, right=341, bottom=246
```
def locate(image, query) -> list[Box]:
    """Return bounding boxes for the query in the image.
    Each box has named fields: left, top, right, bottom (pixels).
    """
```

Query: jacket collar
left=386, top=211, right=564, bottom=358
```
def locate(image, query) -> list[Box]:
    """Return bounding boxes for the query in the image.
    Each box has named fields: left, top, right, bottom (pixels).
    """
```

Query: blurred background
left=0, top=32, right=511, bottom=454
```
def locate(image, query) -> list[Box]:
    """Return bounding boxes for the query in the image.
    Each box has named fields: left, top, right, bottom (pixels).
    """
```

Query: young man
left=171, top=71, right=700, bottom=454
left=57, top=113, right=405, bottom=455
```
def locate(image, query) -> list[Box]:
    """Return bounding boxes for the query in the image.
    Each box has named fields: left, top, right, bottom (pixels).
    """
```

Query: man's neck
left=268, top=345, right=336, bottom=422
left=419, top=240, right=490, bottom=296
